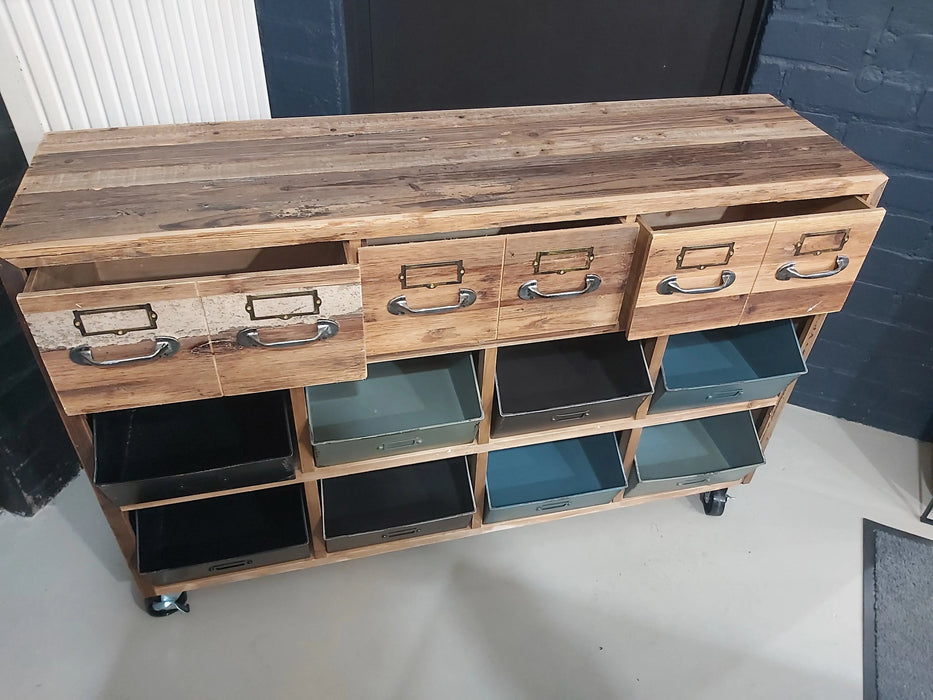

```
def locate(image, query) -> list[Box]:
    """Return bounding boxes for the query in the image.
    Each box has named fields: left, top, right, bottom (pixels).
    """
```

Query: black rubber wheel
left=701, top=489, right=728, bottom=516
left=145, top=591, right=189, bottom=617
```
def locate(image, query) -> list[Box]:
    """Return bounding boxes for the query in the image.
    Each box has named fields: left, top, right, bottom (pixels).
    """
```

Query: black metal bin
left=94, top=391, right=297, bottom=506
left=321, top=457, right=476, bottom=552
left=493, top=332, right=653, bottom=437
left=134, top=485, right=311, bottom=585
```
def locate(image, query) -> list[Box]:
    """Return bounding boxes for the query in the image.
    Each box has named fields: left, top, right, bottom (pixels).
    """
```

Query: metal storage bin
left=493, top=333, right=653, bottom=437
left=484, top=433, right=626, bottom=523
left=650, top=320, right=806, bottom=413
left=627, top=411, right=764, bottom=497
left=135, top=485, right=311, bottom=585
left=306, top=354, right=483, bottom=466
left=321, top=457, right=475, bottom=552
left=94, top=391, right=296, bottom=506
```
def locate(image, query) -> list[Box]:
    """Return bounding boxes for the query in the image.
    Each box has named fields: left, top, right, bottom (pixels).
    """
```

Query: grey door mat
left=863, top=520, right=933, bottom=700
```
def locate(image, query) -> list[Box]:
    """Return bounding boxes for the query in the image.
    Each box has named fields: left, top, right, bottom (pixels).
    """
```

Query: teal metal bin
left=650, top=320, right=806, bottom=413
left=484, top=433, right=626, bottom=523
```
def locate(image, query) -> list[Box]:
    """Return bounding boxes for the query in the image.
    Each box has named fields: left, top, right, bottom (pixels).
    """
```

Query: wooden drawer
left=18, top=278, right=221, bottom=415
left=496, top=219, right=637, bottom=340
left=742, top=198, right=885, bottom=323
left=198, top=265, right=365, bottom=396
left=358, top=237, right=505, bottom=356
left=625, top=216, right=772, bottom=339
left=18, top=243, right=362, bottom=414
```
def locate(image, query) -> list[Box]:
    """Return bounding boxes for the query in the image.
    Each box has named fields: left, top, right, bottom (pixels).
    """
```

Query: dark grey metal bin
left=627, top=411, right=764, bottom=497
left=135, top=486, right=311, bottom=586
left=493, top=333, right=653, bottom=437
left=94, top=391, right=297, bottom=506
left=484, top=433, right=626, bottom=523
left=306, top=354, right=483, bottom=466
left=321, top=457, right=475, bottom=552
left=650, top=320, right=806, bottom=413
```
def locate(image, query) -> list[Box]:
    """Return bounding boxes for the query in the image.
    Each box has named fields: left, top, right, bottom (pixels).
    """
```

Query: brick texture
left=0, top=96, right=79, bottom=516
left=750, top=0, right=933, bottom=441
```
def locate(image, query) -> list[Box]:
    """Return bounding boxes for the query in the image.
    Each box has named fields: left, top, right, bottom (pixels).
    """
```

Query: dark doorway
left=345, top=0, right=768, bottom=113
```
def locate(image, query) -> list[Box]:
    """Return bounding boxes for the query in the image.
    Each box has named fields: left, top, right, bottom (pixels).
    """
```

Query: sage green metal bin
left=627, top=411, right=764, bottom=497
left=305, top=353, right=482, bottom=466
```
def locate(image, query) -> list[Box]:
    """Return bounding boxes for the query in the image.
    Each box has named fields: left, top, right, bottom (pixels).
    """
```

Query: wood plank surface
left=0, top=96, right=886, bottom=267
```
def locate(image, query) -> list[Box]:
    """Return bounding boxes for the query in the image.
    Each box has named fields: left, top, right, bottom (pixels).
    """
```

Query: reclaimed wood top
left=0, top=94, right=886, bottom=267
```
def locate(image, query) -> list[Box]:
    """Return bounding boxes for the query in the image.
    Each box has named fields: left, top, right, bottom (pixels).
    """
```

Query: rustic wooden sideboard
left=0, top=95, right=887, bottom=614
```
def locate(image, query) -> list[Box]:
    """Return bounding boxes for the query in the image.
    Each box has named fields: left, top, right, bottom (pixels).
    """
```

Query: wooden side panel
left=198, top=265, right=366, bottom=395
left=17, top=280, right=221, bottom=414
left=359, top=237, right=505, bottom=357
left=626, top=220, right=773, bottom=338
left=741, top=207, right=885, bottom=323
left=497, top=223, right=637, bottom=340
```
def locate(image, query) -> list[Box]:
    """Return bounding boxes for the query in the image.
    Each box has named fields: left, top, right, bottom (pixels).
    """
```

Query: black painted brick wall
left=750, top=0, right=933, bottom=441
left=0, top=96, right=80, bottom=516
left=254, top=0, right=350, bottom=117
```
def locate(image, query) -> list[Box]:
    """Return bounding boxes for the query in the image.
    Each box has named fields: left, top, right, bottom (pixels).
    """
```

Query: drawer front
left=198, top=265, right=366, bottom=395
left=18, top=281, right=221, bottom=415
left=742, top=207, right=885, bottom=323
left=626, top=220, right=773, bottom=339
left=358, top=237, right=505, bottom=356
left=625, top=464, right=757, bottom=498
left=497, top=223, right=638, bottom=340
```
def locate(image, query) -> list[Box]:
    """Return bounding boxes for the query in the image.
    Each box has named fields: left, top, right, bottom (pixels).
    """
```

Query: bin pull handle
left=378, top=437, right=424, bottom=451
left=236, top=319, right=338, bottom=349
left=387, top=288, right=477, bottom=315
left=706, top=389, right=743, bottom=400
left=69, top=336, right=180, bottom=367
left=209, top=559, right=253, bottom=572
left=552, top=410, right=590, bottom=422
left=676, top=476, right=712, bottom=487
left=776, top=255, right=849, bottom=281
left=383, top=528, right=421, bottom=539
left=657, top=270, right=736, bottom=295
left=536, top=500, right=572, bottom=512
left=518, top=274, right=601, bottom=300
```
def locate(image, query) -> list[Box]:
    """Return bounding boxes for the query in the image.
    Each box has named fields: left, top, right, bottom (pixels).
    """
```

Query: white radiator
left=0, top=0, right=270, bottom=160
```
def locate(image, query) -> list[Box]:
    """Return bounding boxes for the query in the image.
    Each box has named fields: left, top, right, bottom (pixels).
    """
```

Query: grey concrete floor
left=1, top=405, right=931, bottom=700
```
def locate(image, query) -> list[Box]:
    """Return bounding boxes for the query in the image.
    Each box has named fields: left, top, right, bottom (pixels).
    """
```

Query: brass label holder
left=533, top=247, right=595, bottom=275
left=794, top=229, right=850, bottom=256
left=676, top=242, right=735, bottom=270
left=398, top=260, right=465, bottom=289
left=73, top=304, right=158, bottom=337
left=245, top=290, right=321, bottom=321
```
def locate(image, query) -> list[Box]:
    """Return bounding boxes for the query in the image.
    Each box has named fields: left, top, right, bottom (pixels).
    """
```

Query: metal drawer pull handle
left=387, top=288, right=477, bottom=315
left=69, top=336, right=180, bottom=367
left=209, top=559, right=252, bottom=572
left=378, top=437, right=423, bottom=451
left=236, top=319, right=338, bottom=348
left=676, top=476, right=712, bottom=487
left=518, top=274, right=601, bottom=300
left=706, top=389, right=743, bottom=400
left=383, top=528, right=421, bottom=539
left=776, top=254, right=849, bottom=281
left=553, top=410, right=590, bottom=422
left=536, top=500, right=572, bottom=512
left=657, top=270, right=736, bottom=295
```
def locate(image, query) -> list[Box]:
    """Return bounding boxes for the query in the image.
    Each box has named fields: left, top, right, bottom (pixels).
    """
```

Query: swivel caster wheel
left=145, top=591, right=190, bottom=617
left=701, top=488, right=729, bottom=516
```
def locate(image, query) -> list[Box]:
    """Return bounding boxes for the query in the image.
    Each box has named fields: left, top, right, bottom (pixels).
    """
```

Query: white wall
left=0, top=0, right=270, bottom=161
